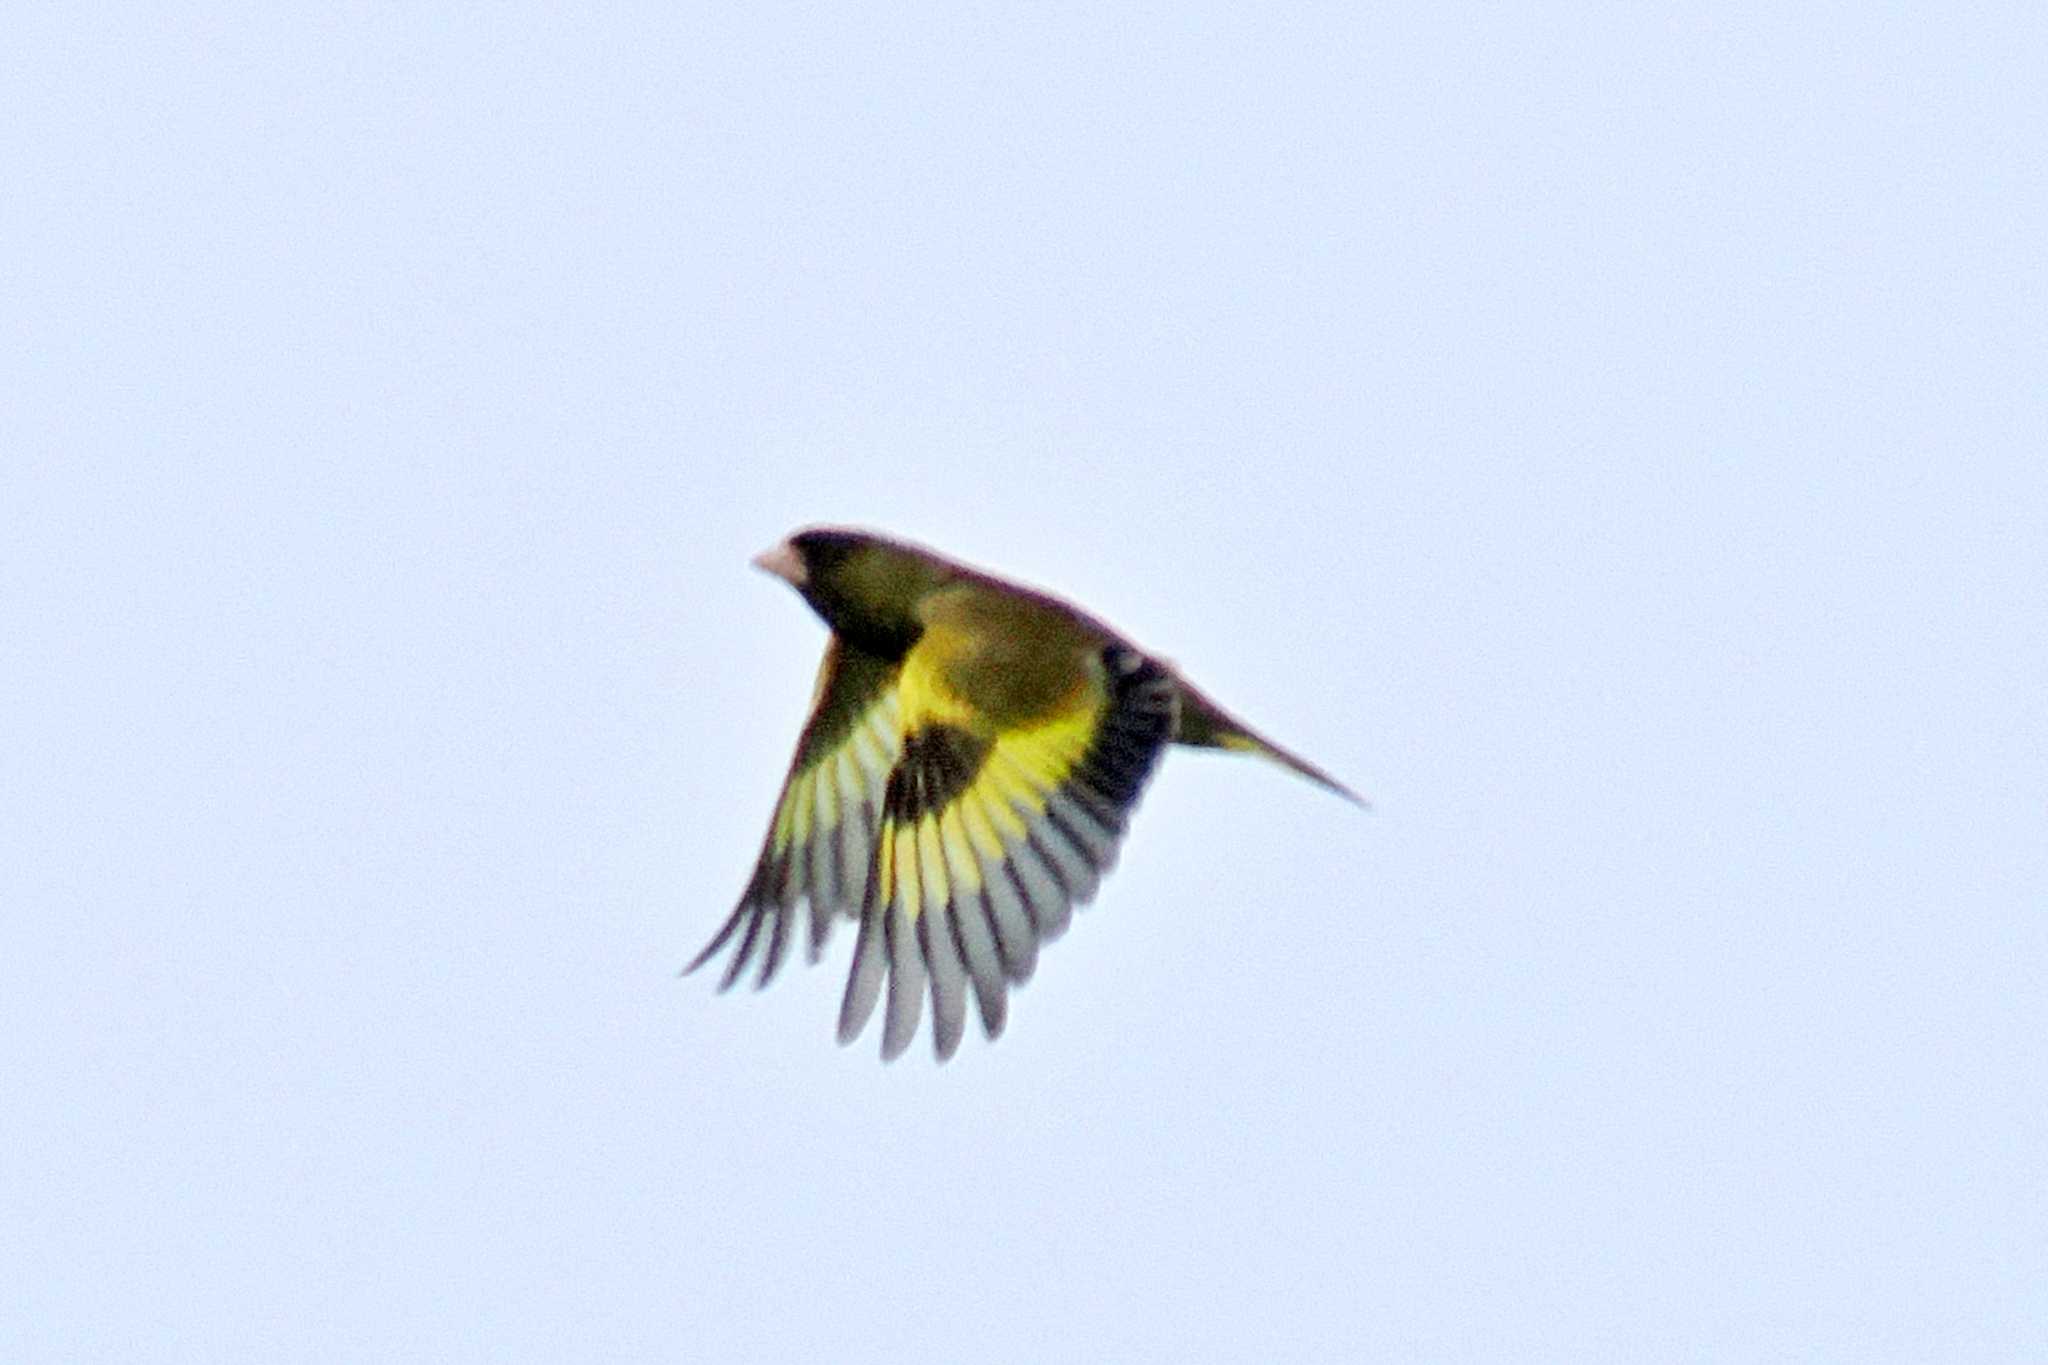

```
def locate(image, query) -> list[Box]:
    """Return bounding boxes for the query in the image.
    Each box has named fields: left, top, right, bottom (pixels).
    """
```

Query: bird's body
left=687, top=527, right=1359, bottom=1060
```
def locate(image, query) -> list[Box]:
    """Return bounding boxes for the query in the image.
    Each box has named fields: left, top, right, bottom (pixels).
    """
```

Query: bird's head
left=753, top=527, right=956, bottom=654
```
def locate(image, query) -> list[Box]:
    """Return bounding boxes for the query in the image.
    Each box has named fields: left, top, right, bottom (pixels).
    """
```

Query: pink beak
left=751, top=540, right=807, bottom=587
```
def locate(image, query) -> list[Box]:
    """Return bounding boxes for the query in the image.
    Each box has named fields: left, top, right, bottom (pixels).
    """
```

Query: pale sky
left=6, top=5, right=2045, bottom=1360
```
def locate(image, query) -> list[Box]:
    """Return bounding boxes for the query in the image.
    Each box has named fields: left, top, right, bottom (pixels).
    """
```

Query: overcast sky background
left=6, top=5, right=2044, bottom=1360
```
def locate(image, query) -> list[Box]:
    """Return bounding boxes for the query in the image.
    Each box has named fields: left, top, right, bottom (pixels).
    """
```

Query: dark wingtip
left=680, top=903, right=748, bottom=979
left=716, top=908, right=767, bottom=992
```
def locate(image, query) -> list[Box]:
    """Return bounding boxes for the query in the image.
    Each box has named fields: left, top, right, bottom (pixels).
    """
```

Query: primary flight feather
left=686, top=527, right=1361, bottom=1061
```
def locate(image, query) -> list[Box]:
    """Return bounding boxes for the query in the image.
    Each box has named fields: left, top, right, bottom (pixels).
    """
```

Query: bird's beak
left=751, top=540, right=807, bottom=587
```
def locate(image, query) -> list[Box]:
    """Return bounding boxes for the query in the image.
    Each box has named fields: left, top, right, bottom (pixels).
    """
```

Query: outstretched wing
left=685, top=638, right=901, bottom=990
left=839, top=640, right=1178, bottom=1061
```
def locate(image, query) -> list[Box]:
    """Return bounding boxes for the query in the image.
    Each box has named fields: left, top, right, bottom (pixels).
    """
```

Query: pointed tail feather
left=1171, top=678, right=1367, bottom=806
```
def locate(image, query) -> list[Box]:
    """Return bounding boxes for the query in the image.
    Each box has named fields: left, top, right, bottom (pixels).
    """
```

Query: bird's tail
left=1170, top=678, right=1366, bottom=806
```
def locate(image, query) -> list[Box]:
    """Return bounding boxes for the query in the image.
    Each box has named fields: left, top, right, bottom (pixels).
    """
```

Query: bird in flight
left=686, top=527, right=1361, bottom=1061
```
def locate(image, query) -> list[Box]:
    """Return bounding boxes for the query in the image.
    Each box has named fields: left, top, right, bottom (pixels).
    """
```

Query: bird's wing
left=686, top=637, right=902, bottom=990
left=839, top=611, right=1178, bottom=1061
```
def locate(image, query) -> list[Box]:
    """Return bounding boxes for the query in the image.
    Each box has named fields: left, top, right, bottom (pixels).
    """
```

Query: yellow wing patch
left=686, top=644, right=901, bottom=992
left=838, top=644, right=1179, bottom=1061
